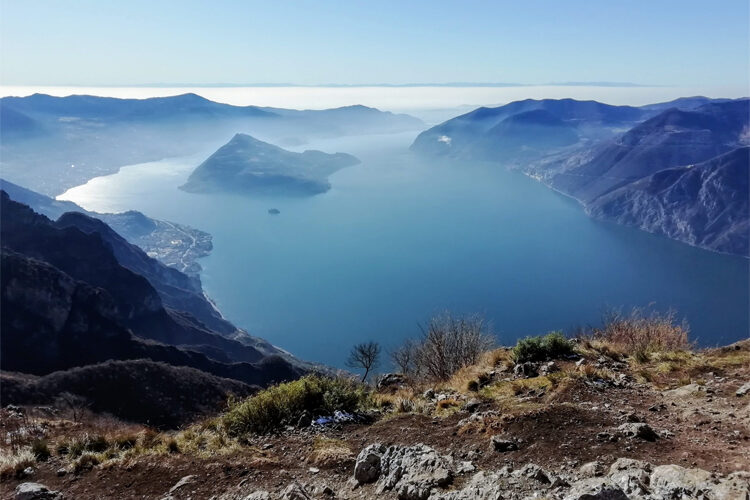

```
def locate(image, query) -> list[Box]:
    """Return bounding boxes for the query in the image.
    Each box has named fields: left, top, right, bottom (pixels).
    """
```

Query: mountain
left=181, top=133, right=361, bottom=196
left=0, top=93, right=423, bottom=196
left=550, top=100, right=750, bottom=202
left=0, top=178, right=211, bottom=276
left=0, top=192, right=308, bottom=379
left=411, top=97, right=749, bottom=256
left=410, top=98, right=647, bottom=162
left=1, top=360, right=256, bottom=428
left=639, top=96, right=734, bottom=113
left=586, top=147, right=749, bottom=256
left=0, top=247, right=302, bottom=386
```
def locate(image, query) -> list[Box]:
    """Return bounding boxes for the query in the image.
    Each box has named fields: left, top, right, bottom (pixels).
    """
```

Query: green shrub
left=31, top=439, right=50, bottom=461
left=222, top=375, right=370, bottom=436
left=511, top=332, right=575, bottom=363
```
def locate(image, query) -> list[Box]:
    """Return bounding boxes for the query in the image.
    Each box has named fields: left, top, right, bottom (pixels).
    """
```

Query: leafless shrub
left=390, top=339, right=417, bottom=375
left=409, top=312, right=495, bottom=381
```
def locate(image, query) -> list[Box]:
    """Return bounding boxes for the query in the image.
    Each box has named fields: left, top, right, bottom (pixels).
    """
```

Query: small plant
left=221, top=375, right=370, bottom=436
left=511, top=332, right=575, bottom=363
left=31, top=439, right=50, bottom=461
left=165, top=438, right=180, bottom=454
left=72, top=453, right=100, bottom=474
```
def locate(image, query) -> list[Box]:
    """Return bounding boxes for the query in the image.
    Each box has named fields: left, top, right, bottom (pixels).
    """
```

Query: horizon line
left=0, top=81, right=668, bottom=89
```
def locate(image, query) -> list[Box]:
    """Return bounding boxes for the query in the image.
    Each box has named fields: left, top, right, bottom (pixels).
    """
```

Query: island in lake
left=180, top=133, right=360, bottom=196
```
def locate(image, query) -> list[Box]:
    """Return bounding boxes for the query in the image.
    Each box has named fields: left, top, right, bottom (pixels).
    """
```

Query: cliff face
left=586, top=147, right=749, bottom=256
left=0, top=193, right=306, bottom=386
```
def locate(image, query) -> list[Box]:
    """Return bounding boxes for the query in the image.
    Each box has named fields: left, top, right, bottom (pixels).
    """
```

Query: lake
left=59, top=131, right=749, bottom=368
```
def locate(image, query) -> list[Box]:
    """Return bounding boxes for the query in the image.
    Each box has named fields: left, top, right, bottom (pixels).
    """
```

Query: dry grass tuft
left=590, top=307, right=691, bottom=362
left=307, top=437, right=354, bottom=467
left=0, top=447, right=35, bottom=479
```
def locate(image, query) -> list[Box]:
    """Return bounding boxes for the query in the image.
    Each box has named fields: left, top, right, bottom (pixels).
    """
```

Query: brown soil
left=2, top=348, right=748, bottom=499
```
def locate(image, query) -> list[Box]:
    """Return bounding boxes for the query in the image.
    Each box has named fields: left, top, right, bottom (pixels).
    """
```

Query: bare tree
left=346, top=341, right=381, bottom=382
left=390, top=339, right=416, bottom=375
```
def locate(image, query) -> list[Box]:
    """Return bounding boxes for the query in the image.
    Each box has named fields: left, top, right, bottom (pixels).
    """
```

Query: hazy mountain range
left=0, top=93, right=423, bottom=195
left=412, top=97, right=750, bottom=256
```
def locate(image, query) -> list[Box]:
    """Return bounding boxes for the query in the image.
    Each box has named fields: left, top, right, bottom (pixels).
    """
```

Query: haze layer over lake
left=58, top=129, right=749, bottom=368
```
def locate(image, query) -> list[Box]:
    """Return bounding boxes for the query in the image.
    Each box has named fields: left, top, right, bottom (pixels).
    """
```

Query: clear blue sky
left=1, top=0, right=748, bottom=87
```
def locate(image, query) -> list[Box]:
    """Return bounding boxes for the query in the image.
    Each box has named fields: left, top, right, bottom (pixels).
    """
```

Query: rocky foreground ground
left=2, top=340, right=749, bottom=499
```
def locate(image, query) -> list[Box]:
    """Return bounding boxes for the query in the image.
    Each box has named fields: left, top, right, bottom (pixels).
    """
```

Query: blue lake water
left=59, top=131, right=750, bottom=368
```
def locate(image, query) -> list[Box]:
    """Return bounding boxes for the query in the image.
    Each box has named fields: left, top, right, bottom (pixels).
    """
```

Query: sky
left=0, top=1, right=748, bottom=89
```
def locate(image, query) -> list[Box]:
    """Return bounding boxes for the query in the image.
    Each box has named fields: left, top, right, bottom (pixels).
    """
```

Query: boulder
left=353, top=444, right=386, bottom=484
left=378, top=373, right=407, bottom=390
left=617, top=423, right=658, bottom=441
left=563, top=478, right=628, bottom=500
left=14, top=483, right=62, bottom=500
left=375, top=444, right=454, bottom=500
left=606, top=458, right=651, bottom=497
left=649, top=464, right=715, bottom=498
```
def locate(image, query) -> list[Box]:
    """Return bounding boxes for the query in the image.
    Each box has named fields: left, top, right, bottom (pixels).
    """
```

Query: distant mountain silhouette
left=550, top=100, right=750, bottom=202
left=410, top=98, right=646, bottom=160
left=0, top=93, right=423, bottom=195
left=181, top=133, right=360, bottom=196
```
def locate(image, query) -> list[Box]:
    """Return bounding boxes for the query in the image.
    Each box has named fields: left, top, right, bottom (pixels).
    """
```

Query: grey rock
left=169, top=475, right=197, bottom=494
left=540, top=361, right=560, bottom=375
left=607, top=458, right=651, bottom=497
left=513, top=463, right=550, bottom=484
left=464, top=398, right=482, bottom=413
left=353, top=443, right=386, bottom=484
left=513, top=362, right=539, bottom=378
left=579, top=461, right=605, bottom=478
left=280, top=483, right=312, bottom=500
left=242, top=493, right=272, bottom=500
left=423, top=389, right=436, bottom=399
left=375, top=444, right=454, bottom=500
left=378, top=373, right=407, bottom=390
left=430, top=471, right=505, bottom=500
left=490, top=435, right=519, bottom=452
left=665, top=383, right=707, bottom=398
left=649, top=464, right=715, bottom=498
left=736, top=381, right=750, bottom=397
left=563, top=478, right=628, bottom=500
left=14, top=483, right=62, bottom=500
left=617, top=423, right=658, bottom=441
